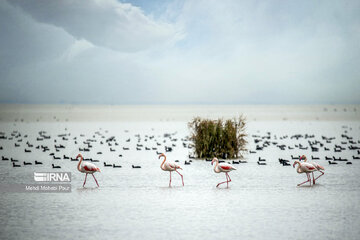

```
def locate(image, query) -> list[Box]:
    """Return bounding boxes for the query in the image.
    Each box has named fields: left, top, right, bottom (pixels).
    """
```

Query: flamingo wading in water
left=77, top=154, right=100, bottom=187
left=211, top=157, right=236, bottom=188
left=159, top=153, right=184, bottom=187
left=300, top=155, right=325, bottom=184
left=293, top=160, right=316, bottom=186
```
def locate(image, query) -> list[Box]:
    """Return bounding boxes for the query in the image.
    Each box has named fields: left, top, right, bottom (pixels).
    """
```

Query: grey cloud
left=0, top=0, right=359, bottom=104
left=9, top=0, right=178, bottom=52
left=0, top=1, right=74, bottom=73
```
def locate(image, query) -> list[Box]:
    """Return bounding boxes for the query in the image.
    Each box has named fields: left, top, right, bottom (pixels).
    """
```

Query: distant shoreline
left=0, top=104, right=359, bottom=122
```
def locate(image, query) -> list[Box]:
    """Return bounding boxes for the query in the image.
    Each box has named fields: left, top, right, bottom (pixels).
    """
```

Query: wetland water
left=0, top=106, right=359, bottom=239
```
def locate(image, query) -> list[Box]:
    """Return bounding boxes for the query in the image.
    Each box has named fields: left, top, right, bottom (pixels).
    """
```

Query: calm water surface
left=0, top=121, right=359, bottom=239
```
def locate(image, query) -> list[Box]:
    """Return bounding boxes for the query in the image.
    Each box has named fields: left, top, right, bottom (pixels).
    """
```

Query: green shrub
left=188, top=116, right=247, bottom=159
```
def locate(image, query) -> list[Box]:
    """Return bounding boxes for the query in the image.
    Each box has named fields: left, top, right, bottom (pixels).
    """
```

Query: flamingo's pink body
left=211, top=157, right=236, bottom=188
left=300, top=155, right=325, bottom=184
left=77, top=154, right=100, bottom=187
left=293, top=160, right=317, bottom=186
left=159, top=153, right=184, bottom=186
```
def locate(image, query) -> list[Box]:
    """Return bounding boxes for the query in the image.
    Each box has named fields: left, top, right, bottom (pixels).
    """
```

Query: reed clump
left=188, top=116, right=247, bottom=159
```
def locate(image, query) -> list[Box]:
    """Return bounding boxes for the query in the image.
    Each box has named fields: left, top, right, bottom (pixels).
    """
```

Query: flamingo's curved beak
left=293, top=162, right=296, bottom=168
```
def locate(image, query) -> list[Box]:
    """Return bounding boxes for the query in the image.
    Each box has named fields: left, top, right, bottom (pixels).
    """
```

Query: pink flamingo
left=159, top=153, right=184, bottom=187
left=293, top=160, right=317, bottom=186
left=300, top=155, right=325, bottom=184
left=211, top=157, right=236, bottom=188
left=77, top=154, right=100, bottom=187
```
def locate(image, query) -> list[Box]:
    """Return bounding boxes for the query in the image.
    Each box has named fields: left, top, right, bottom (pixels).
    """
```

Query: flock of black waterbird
left=251, top=125, right=359, bottom=166
left=0, top=124, right=359, bottom=170
left=0, top=127, right=194, bottom=169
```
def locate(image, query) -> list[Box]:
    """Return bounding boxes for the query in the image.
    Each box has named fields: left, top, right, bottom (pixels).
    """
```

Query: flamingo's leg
left=217, top=173, right=229, bottom=188
left=312, top=172, right=315, bottom=184
left=314, top=170, right=324, bottom=181
left=169, top=171, right=172, bottom=187
left=92, top=174, right=99, bottom=187
left=83, top=173, right=88, bottom=187
left=227, top=173, right=232, bottom=183
left=175, top=169, right=184, bottom=186
left=297, top=173, right=311, bottom=186
left=226, top=173, right=229, bottom=187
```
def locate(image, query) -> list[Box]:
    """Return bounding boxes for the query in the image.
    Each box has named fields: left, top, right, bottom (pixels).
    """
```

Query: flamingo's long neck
left=213, top=160, right=220, bottom=173
left=296, top=164, right=302, bottom=173
left=160, top=156, right=166, bottom=170
left=294, top=161, right=302, bottom=173
left=77, top=155, right=83, bottom=172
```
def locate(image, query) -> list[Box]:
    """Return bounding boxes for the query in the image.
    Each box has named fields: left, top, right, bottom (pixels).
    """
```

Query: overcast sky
left=0, top=0, right=359, bottom=104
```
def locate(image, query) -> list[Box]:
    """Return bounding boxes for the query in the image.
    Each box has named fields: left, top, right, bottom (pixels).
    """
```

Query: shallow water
left=0, top=120, right=359, bottom=239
